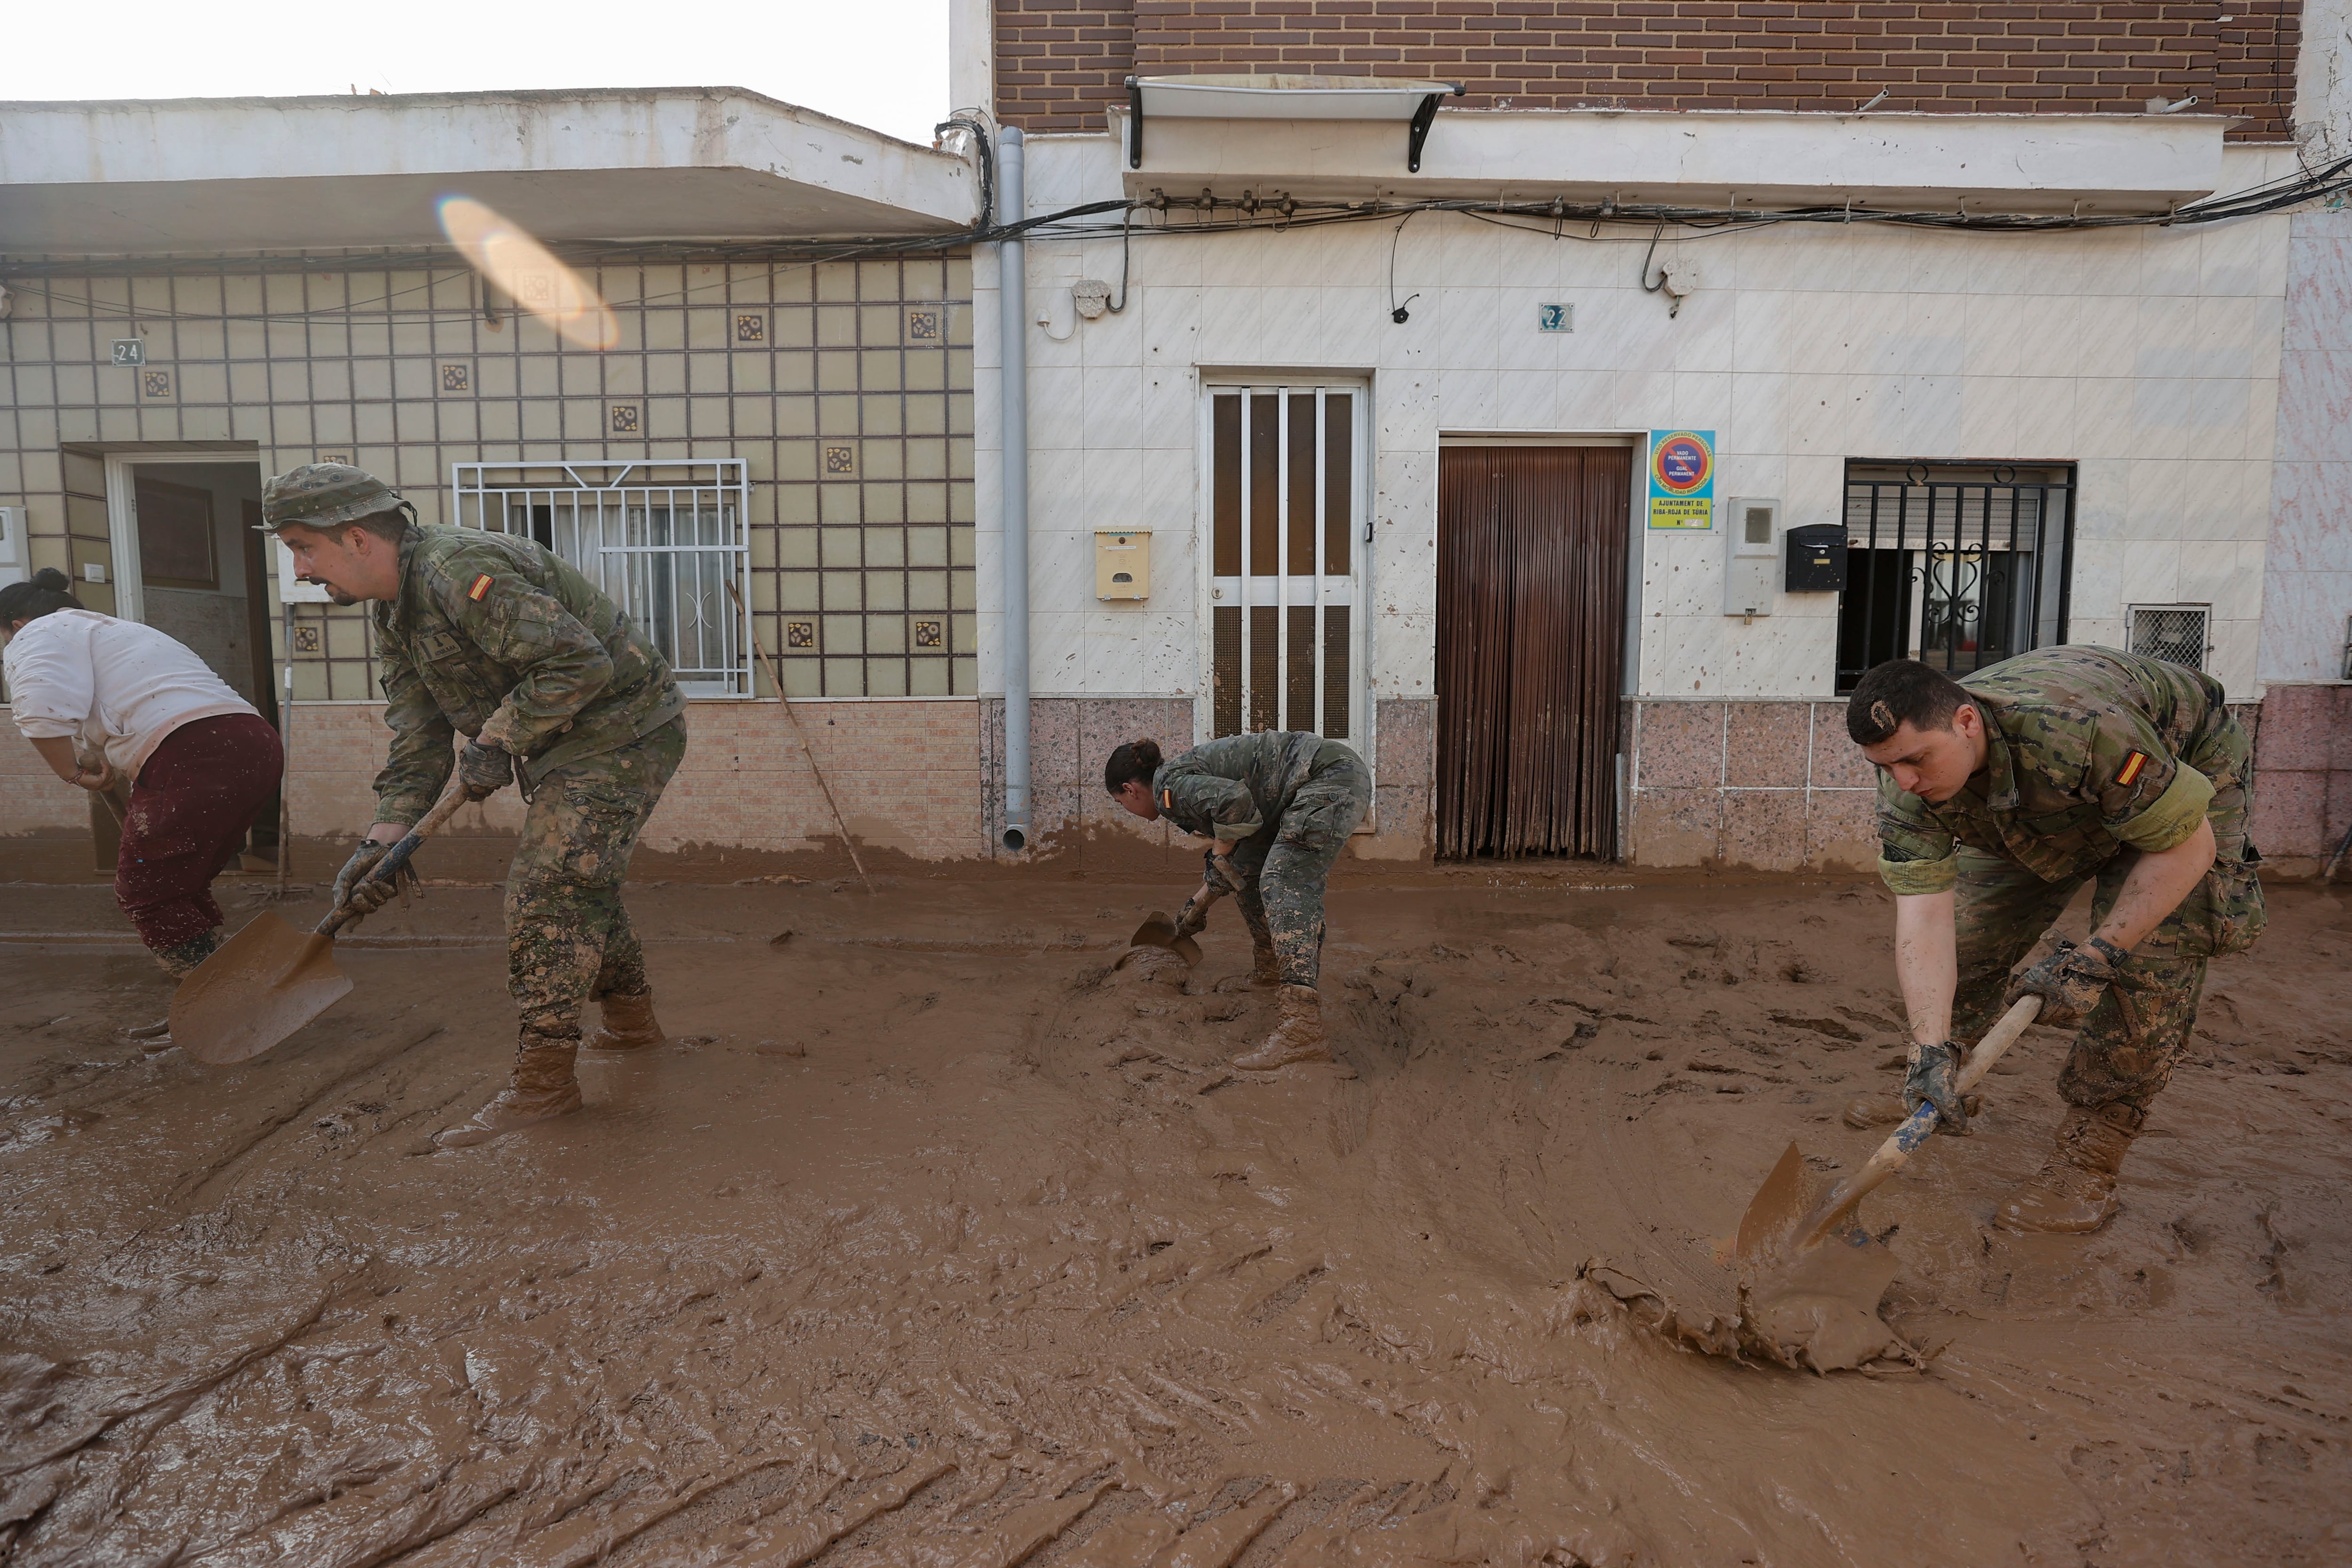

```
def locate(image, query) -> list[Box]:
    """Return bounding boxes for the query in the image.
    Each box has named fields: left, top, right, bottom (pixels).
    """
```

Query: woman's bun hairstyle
left=0, top=567, right=86, bottom=626
left=1103, top=736, right=1164, bottom=793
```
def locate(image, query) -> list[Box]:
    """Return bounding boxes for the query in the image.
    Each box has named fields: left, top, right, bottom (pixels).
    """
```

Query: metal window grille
left=1204, top=385, right=1364, bottom=741
left=452, top=460, right=752, bottom=697
left=1836, top=462, right=2074, bottom=693
left=2129, top=603, right=2211, bottom=671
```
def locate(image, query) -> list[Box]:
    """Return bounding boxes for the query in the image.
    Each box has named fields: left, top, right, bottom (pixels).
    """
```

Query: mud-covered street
left=3, top=868, right=2347, bottom=1567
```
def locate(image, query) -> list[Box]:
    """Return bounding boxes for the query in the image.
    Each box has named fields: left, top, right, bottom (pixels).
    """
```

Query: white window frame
left=102, top=447, right=271, bottom=625
left=451, top=459, right=752, bottom=697
left=1195, top=378, right=1371, bottom=746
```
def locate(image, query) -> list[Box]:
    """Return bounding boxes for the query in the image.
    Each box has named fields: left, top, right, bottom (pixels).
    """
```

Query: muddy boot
left=1995, top=1103, right=2144, bottom=1235
left=1843, top=1090, right=1983, bottom=1130
left=582, top=990, right=665, bottom=1052
left=435, top=1031, right=584, bottom=1149
left=1249, top=944, right=1282, bottom=989
left=153, top=928, right=220, bottom=980
left=1234, top=985, right=1337, bottom=1071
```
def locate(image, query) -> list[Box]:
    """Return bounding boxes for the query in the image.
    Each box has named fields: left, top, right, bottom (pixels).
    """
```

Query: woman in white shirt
left=2, top=568, right=286, bottom=977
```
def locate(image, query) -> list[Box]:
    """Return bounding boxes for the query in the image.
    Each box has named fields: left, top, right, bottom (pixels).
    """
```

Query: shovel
left=1736, top=995, right=2045, bottom=1269
left=168, top=782, right=470, bottom=1066
left=1126, top=882, right=1222, bottom=968
left=1721, top=995, right=2044, bottom=1369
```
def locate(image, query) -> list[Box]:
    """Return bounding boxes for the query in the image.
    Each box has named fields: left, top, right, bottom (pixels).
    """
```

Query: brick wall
left=999, top=0, right=1138, bottom=132
left=998, top=0, right=2299, bottom=143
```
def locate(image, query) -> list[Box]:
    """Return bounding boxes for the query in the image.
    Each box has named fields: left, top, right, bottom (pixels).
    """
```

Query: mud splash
left=2, top=872, right=2348, bottom=1565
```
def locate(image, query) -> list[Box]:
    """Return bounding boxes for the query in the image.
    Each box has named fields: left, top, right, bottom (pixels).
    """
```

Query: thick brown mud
left=2, top=870, right=2347, bottom=1566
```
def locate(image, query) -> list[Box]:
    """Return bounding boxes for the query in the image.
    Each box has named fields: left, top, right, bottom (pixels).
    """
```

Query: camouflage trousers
left=1212, top=749, right=1372, bottom=990
left=1953, top=769, right=2265, bottom=1112
left=505, top=718, right=687, bottom=1039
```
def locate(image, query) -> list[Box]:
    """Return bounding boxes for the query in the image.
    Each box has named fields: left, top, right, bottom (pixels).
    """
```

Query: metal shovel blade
left=1733, top=1140, right=1815, bottom=1277
left=168, top=913, right=353, bottom=1065
left=1127, top=911, right=1204, bottom=968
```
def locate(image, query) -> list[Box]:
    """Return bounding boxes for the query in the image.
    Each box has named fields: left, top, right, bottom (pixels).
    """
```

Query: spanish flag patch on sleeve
left=2115, top=749, right=2150, bottom=787
left=466, top=573, right=494, bottom=602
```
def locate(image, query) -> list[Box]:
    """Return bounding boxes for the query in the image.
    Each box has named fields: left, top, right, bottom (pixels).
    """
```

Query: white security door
left=1202, top=384, right=1365, bottom=740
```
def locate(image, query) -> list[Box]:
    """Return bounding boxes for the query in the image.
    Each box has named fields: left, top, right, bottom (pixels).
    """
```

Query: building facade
left=968, top=0, right=2352, bottom=872
left=0, top=91, right=999, bottom=863
left=3, top=10, right=2348, bottom=873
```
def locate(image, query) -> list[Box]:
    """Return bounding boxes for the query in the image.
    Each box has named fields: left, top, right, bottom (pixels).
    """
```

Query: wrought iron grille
left=2129, top=604, right=2211, bottom=671
left=451, top=460, right=751, bottom=696
left=1836, top=463, right=2074, bottom=693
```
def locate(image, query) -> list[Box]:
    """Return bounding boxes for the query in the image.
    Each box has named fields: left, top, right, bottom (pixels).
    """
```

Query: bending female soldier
left=1104, top=731, right=1371, bottom=1072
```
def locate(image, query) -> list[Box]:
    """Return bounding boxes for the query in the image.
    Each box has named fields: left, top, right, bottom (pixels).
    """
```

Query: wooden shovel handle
left=314, top=778, right=472, bottom=938
left=1792, top=995, right=2044, bottom=1249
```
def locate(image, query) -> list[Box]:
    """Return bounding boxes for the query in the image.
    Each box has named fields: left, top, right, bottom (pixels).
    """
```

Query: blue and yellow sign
left=1648, top=429, right=1715, bottom=529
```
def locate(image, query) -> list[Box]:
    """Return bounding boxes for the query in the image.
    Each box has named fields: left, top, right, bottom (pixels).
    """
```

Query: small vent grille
left=2129, top=604, right=2210, bottom=670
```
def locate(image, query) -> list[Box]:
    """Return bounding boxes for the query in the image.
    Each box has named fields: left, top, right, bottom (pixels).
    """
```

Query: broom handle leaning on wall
left=724, top=580, right=876, bottom=895
left=277, top=605, right=294, bottom=895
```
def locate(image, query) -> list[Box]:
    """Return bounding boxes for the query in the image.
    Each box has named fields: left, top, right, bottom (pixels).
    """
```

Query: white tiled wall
left=2259, top=208, right=2352, bottom=686
left=979, top=136, right=2297, bottom=707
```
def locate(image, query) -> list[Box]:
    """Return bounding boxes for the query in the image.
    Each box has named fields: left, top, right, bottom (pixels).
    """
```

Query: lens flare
left=437, top=195, right=618, bottom=351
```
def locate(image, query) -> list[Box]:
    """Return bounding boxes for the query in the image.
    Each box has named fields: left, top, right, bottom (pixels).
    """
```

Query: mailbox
left=1784, top=523, right=1847, bottom=592
left=1095, top=529, right=1150, bottom=600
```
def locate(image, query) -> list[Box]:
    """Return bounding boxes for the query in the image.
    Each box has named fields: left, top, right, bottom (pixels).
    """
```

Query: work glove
left=332, top=837, right=418, bottom=923
left=457, top=738, right=518, bottom=802
left=2004, top=936, right=2124, bottom=1029
left=1172, top=883, right=1217, bottom=939
left=1200, top=847, right=1246, bottom=899
left=1902, top=1040, right=1969, bottom=1136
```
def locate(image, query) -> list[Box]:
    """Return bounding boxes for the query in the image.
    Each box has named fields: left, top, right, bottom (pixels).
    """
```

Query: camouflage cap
left=257, top=462, right=404, bottom=532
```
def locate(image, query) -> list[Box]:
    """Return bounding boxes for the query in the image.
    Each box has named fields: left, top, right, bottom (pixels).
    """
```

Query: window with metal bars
left=2128, top=604, right=2211, bottom=671
left=1836, top=462, right=2074, bottom=694
left=452, top=459, right=751, bottom=696
left=1204, top=384, right=1363, bottom=740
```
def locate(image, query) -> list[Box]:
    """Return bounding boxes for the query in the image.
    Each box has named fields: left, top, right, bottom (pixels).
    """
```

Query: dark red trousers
left=116, top=713, right=285, bottom=950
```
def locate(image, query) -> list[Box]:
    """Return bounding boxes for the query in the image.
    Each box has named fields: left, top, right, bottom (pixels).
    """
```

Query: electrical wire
left=6, top=133, right=2348, bottom=311
left=1386, top=212, right=1419, bottom=323
left=1104, top=203, right=1132, bottom=314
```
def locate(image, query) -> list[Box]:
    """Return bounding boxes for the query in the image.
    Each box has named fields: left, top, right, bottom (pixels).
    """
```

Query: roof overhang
left=1123, top=75, right=1465, bottom=173
left=1107, top=107, right=2231, bottom=215
left=0, top=88, right=978, bottom=259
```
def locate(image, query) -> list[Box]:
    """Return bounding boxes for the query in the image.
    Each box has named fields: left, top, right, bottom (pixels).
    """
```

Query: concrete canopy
left=0, top=88, right=978, bottom=257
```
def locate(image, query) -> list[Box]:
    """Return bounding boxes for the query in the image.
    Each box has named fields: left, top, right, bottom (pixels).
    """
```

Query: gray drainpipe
left=997, top=127, right=1031, bottom=852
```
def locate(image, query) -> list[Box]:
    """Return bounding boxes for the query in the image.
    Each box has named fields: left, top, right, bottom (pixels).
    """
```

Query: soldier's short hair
left=1847, top=659, right=1975, bottom=745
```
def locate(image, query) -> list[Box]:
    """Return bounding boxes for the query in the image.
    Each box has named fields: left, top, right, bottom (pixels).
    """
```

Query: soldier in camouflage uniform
left=1105, top=732, right=1372, bottom=1071
left=259, top=464, right=686, bottom=1148
left=1848, top=648, right=2265, bottom=1233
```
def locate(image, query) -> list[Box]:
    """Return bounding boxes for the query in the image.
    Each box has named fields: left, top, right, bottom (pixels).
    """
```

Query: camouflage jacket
left=370, top=525, right=683, bottom=824
left=1876, top=646, right=2237, bottom=895
left=1153, top=731, right=1358, bottom=844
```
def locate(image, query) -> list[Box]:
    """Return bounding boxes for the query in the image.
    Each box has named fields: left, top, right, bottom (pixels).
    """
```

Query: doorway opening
left=102, top=454, right=281, bottom=869
left=1436, top=443, right=1632, bottom=859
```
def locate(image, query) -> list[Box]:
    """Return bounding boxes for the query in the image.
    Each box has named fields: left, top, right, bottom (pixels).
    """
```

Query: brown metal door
left=1436, top=446, right=1630, bottom=858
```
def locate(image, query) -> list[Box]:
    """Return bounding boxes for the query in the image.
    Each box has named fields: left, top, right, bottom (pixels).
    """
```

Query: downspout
left=997, top=126, right=1031, bottom=852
